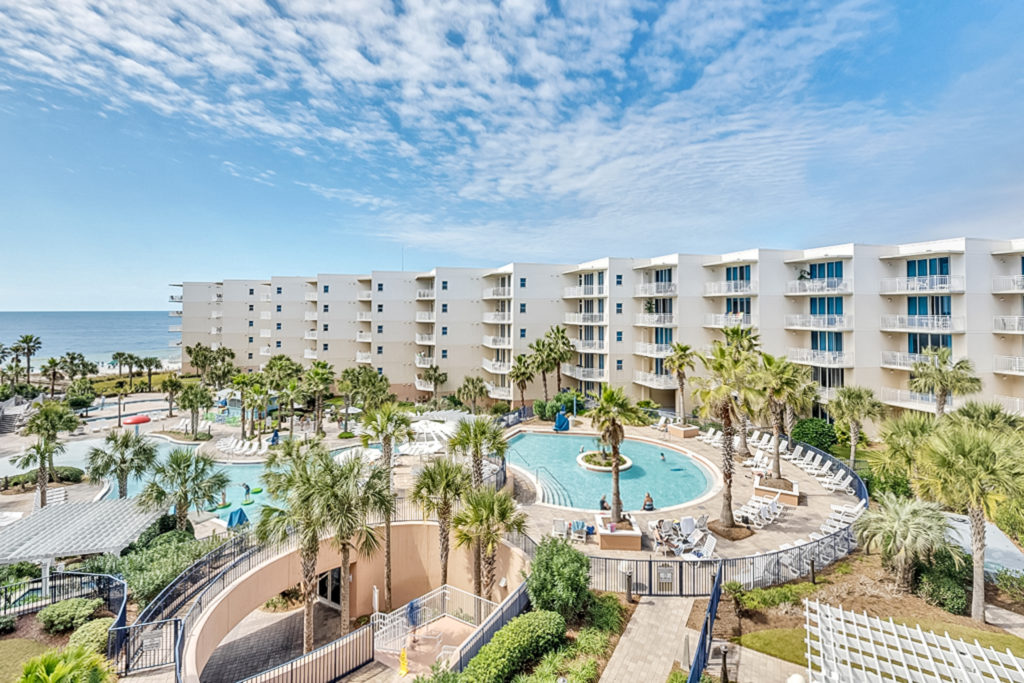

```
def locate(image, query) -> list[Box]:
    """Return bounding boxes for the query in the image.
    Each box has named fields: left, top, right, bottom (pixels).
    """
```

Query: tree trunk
left=676, top=375, right=686, bottom=420
left=343, top=396, right=350, bottom=432
left=541, top=372, right=549, bottom=401
left=737, top=415, right=751, bottom=457
left=192, top=409, right=199, bottom=438
left=176, top=498, right=189, bottom=530
left=785, top=405, right=796, bottom=435
left=472, top=453, right=483, bottom=487
left=300, top=548, right=317, bottom=653
left=240, top=394, right=247, bottom=440
left=118, top=474, right=128, bottom=499
left=969, top=506, right=987, bottom=622
left=340, top=545, right=351, bottom=636
left=771, top=410, right=782, bottom=480
left=611, top=444, right=622, bottom=524
left=519, top=386, right=525, bottom=411
left=849, top=422, right=860, bottom=469
left=719, top=413, right=736, bottom=527
left=483, top=550, right=496, bottom=601
left=168, top=397, right=174, bottom=418
left=316, top=394, right=323, bottom=436
left=936, top=388, right=948, bottom=418
left=439, top=511, right=450, bottom=586
left=49, top=375, right=55, bottom=398
left=473, top=542, right=482, bottom=597
left=36, top=464, right=47, bottom=508
left=117, top=397, right=123, bottom=428
left=556, top=369, right=562, bottom=394
left=290, top=411, right=295, bottom=438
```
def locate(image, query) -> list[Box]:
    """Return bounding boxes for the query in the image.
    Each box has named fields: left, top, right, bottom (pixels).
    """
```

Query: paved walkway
left=986, top=603, right=1024, bottom=639
left=600, top=596, right=694, bottom=682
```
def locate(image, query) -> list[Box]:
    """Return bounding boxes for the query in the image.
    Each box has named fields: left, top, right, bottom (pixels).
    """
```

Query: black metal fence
left=499, top=405, right=533, bottom=428
left=687, top=563, right=723, bottom=683
left=237, top=624, right=375, bottom=683
left=452, top=582, right=530, bottom=672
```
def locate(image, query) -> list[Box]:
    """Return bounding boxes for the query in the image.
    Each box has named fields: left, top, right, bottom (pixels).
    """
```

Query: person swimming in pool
left=600, top=495, right=611, bottom=511
left=660, top=452, right=666, bottom=461
left=643, top=492, right=655, bottom=511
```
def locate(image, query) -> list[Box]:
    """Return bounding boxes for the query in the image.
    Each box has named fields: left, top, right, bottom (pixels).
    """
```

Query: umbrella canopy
left=122, top=415, right=151, bottom=426
left=334, top=446, right=381, bottom=465
left=340, top=406, right=363, bottom=415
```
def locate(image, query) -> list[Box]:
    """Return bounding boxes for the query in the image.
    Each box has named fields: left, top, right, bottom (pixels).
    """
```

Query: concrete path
left=721, top=639, right=805, bottom=683
left=986, top=603, right=1024, bottom=639
left=600, top=596, right=695, bottom=682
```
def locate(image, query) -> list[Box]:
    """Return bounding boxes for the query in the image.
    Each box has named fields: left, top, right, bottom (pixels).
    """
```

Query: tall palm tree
left=786, top=370, right=819, bottom=435
left=178, top=383, right=213, bottom=438
left=453, top=487, right=526, bottom=600
left=183, top=343, right=212, bottom=383
left=360, top=402, right=413, bottom=611
left=0, top=344, right=9, bottom=373
left=114, top=380, right=129, bottom=429
left=411, top=458, right=470, bottom=586
left=448, top=416, right=508, bottom=488
left=334, top=376, right=356, bottom=431
left=124, top=354, right=141, bottom=391
left=916, top=423, right=1024, bottom=621
left=589, top=387, right=649, bottom=524
left=509, top=355, right=534, bottom=410
left=87, top=431, right=158, bottom=499
left=752, top=353, right=804, bottom=479
left=4, top=359, right=23, bottom=387
left=141, top=357, right=162, bottom=391
left=721, top=325, right=761, bottom=457
left=865, top=411, right=937, bottom=487
left=909, top=347, right=982, bottom=417
left=256, top=439, right=333, bottom=652
left=15, top=440, right=63, bottom=508
left=422, top=365, right=448, bottom=406
left=232, top=373, right=253, bottom=439
left=457, top=376, right=488, bottom=414
left=303, top=361, right=335, bottom=436
left=25, top=401, right=80, bottom=481
left=140, top=448, right=229, bottom=531
left=40, top=358, right=63, bottom=398
left=264, top=354, right=303, bottom=392
left=544, top=326, right=575, bottom=394
left=246, top=375, right=269, bottom=447
left=828, top=386, right=885, bottom=469
left=528, top=338, right=556, bottom=401
left=111, top=351, right=126, bottom=378
left=664, top=342, right=699, bottom=419
left=854, top=492, right=956, bottom=591
left=277, top=377, right=306, bottom=436
left=16, top=334, right=41, bottom=386
left=160, top=375, right=183, bottom=418
left=948, top=400, right=1024, bottom=432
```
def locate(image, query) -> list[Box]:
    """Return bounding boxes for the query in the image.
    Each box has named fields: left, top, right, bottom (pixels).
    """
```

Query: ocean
left=0, top=311, right=179, bottom=368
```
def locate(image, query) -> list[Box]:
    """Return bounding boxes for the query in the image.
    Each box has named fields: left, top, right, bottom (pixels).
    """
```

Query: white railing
left=634, top=342, right=673, bottom=357
left=415, top=355, right=433, bottom=368
left=879, top=387, right=962, bottom=412
left=261, top=329, right=273, bottom=338
left=355, top=331, right=371, bottom=343
left=371, top=585, right=496, bottom=655
left=416, top=311, right=436, bottom=323
left=168, top=310, right=182, bottom=317
left=878, top=275, right=965, bottom=294
left=572, top=339, right=606, bottom=352
left=565, top=312, right=607, bottom=325
left=787, top=348, right=852, bottom=367
left=482, top=358, right=511, bottom=374
left=259, top=348, right=272, bottom=356
left=356, top=312, right=371, bottom=322
left=784, top=314, right=852, bottom=330
left=994, top=356, right=1024, bottom=375
left=704, top=313, right=754, bottom=327
left=563, top=285, right=606, bottom=298
left=880, top=351, right=929, bottom=370
left=416, top=289, right=435, bottom=300
left=485, top=382, right=513, bottom=400
left=993, top=275, right=1024, bottom=292
left=634, top=282, right=677, bottom=296
left=483, top=311, right=511, bottom=324
left=303, top=330, right=317, bottom=340
left=259, top=311, right=272, bottom=320
left=358, top=290, right=372, bottom=300
left=414, top=377, right=434, bottom=392
left=169, top=294, right=183, bottom=303
left=633, top=371, right=676, bottom=390
left=880, top=314, right=964, bottom=332
left=303, top=350, right=317, bottom=360
left=168, top=325, right=182, bottom=333
left=210, top=311, right=223, bottom=319
left=209, top=326, right=222, bottom=335
left=355, top=352, right=371, bottom=364
left=561, top=363, right=607, bottom=382
left=304, top=312, right=318, bottom=322
left=415, top=334, right=436, bottom=345
left=260, top=294, right=272, bottom=302
left=482, top=335, right=512, bottom=348
left=304, top=292, right=317, bottom=302
left=704, top=280, right=756, bottom=296
left=785, top=278, right=850, bottom=294
left=481, top=286, right=512, bottom=299
left=996, top=394, right=1024, bottom=416
left=210, top=294, right=223, bottom=303
left=817, top=386, right=838, bottom=403
left=635, top=313, right=676, bottom=326
left=994, top=316, right=1024, bottom=332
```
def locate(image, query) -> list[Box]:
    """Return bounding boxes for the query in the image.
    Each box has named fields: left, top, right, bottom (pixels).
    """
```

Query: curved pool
left=506, top=433, right=715, bottom=512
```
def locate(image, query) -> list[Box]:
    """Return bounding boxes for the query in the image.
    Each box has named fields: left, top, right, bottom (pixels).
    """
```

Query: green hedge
left=461, top=610, right=566, bottom=683
left=791, top=418, right=837, bottom=453
left=916, top=548, right=970, bottom=615
left=0, top=615, right=14, bottom=634
left=38, top=598, right=104, bottom=633
left=6, top=466, right=84, bottom=488
left=526, top=537, right=591, bottom=621
left=68, top=617, right=115, bottom=654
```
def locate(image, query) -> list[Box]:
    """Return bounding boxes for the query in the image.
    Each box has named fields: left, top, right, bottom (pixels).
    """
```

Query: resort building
left=172, top=236, right=1024, bottom=414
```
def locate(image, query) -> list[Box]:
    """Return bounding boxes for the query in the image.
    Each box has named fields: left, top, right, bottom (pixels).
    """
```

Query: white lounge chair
left=799, top=454, right=823, bottom=472
left=650, top=416, right=668, bottom=432
left=552, top=519, right=568, bottom=539
left=830, top=499, right=866, bottom=517
left=570, top=520, right=587, bottom=543
left=823, top=474, right=853, bottom=494
left=681, top=534, right=716, bottom=561
left=783, top=445, right=805, bottom=462
left=807, top=461, right=833, bottom=478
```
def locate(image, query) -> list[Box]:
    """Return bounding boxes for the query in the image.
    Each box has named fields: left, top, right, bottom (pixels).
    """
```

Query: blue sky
left=0, top=0, right=1022, bottom=310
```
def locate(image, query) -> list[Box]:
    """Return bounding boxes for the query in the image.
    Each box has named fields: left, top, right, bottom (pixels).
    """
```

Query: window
left=615, top=303, right=622, bottom=314
left=725, top=297, right=751, bottom=315
left=276, top=286, right=282, bottom=294
left=377, top=368, right=383, bottom=375
left=442, top=280, right=448, bottom=290
left=725, top=265, right=751, bottom=282
left=616, top=359, right=623, bottom=371
left=520, top=303, right=526, bottom=313
left=810, top=297, right=843, bottom=316
left=377, top=325, right=383, bottom=334
left=276, top=323, right=281, bottom=330
left=323, top=284, right=329, bottom=293
left=441, top=303, right=448, bottom=313
left=520, top=328, right=527, bottom=338
left=377, top=304, right=383, bottom=313
left=441, top=326, right=448, bottom=336
left=275, top=341, right=281, bottom=348
left=248, top=320, right=253, bottom=328
left=322, top=343, right=328, bottom=351
left=322, top=304, right=329, bottom=313
left=377, top=346, right=383, bottom=355
left=248, top=336, right=253, bottom=344
left=441, top=349, right=448, bottom=359
left=322, top=323, right=328, bottom=331
left=907, top=257, right=950, bottom=278
left=377, top=283, right=383, bottom=291
left=616, top=331, right=623, bottom=342
left=248, top=304, right=253, bottom=312
left=809, top=261, right=843, bottom=280
left=249, top=288, right=254, bottom=295
left=276, top=304, right=282, bottom=312
left=248, top=353, right=253, bottom=359
left=519, top=277, right=527, bottom=288
left=616, top=274, right=622, bottom=286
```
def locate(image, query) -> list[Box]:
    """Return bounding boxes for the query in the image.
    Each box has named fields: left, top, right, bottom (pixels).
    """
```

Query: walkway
left=600, top=596, right=694, bottom=682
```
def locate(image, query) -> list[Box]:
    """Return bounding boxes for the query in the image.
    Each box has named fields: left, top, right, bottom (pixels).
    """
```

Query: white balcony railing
left=787, top=348, right=853, bottom=367
left=634, top=343, right=673, bottom=358
left=879, top=275, right=965, bottom=294
left=561, top=363, right=607, bottom=382
left=209, top=326, right=222, bottom=335
left=993, top=275, right=1024, bottom=292
left=259, top=348, right=272, bottom=356
left=880, top=315, right=964, bottom=332
left=260, top=294, right=273, bottom=302
left=784, top=314, right=853, bottom=330
left=996, top=395, right=1024, bottom=416
left=565, top=312, right=607, bottom=325
left=483, top=311, right=511, bottom=324
left=633, top=371, right=677, bottom=390
left=415, top=334, right=436, bottom=345
left=416, top=312, right=436, bottom=323
left=563, top=285, right=606, bottom=298
left=303, top=330, right=317, bottom=340
left=168, top=310, right=182, bottom=317
left=210, top=311, right=223, bottom=319
left=210, top=294, right=223, bottom=303
left=635, top=313, right=676, bottom=326
left=880, top=387, right=963, bottom=413
left=994, top=356, right=1024, bottom=375
left=260, top=311, right=272, bottom=320
left=482, top=335, right=512, bottom=349
left=303, top=349, right=317, bottom=360
left=785, top=278, right=851, bottom=295
left=482, top=286, right=512, bottom=299
left=485, top=382, right=513, bottom=400
left=572, top=339, right=607, bottom=353
left=634, top=282, right=677, bottom=297
left=355, top=352, right=371, bottom=364
left=169, top=294, right=183, bottom=303
left=356, top=312, right=372, bottom=322
left=304, top=292, right=317, bottom=302
left=704, top=280, right=756, bottom=296
left=416, top=289, right=436, bottom=300
left=415, top=355, right=434, bottom=368
left=817, top=386, right=839, bottom=403
left=704, top=313, right=755, bottom=328
left=482, top=358, right=511, bottom=374
left=304, top=312, right=318, bottom=322
left=880, top=351, right=929, bottom=370
left=260, top=329, right=272, bottom=338
left=415, top=377, right=434, bottom=392
left=358, top=290, right=373, bottom=300
left=994, top=316, right=1024, bottom=333
left=355, top=331, right=372, bottom=343
left=168, top=325, right=182, bottom=333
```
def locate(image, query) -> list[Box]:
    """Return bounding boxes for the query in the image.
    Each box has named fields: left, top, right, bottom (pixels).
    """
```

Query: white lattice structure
left=805, top=600, right=1024, bottom=682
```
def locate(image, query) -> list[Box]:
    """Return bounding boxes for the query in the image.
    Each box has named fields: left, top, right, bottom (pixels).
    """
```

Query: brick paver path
left=601, top=596, right=695, bottom=682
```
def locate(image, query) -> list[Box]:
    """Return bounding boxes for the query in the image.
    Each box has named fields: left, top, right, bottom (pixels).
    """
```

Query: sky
left=0, top=0, right=1022, bottom=310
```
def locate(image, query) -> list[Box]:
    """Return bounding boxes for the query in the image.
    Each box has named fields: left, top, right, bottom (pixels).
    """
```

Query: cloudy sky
left=0, top=0, right=1022, bottom=309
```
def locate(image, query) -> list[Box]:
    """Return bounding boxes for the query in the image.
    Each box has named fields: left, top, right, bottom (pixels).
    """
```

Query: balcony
left=486, top=382, right=513, bottom=401
left=785, top=278, right=850, bottom=295
left=355, top=352, right=371, bottom=364
left=304, top=312, right=318, bottom=322
left=634, top=343, right=673, bottom=358
left=210, top=294, right=223, bottom=303
left=358, top=290, right=372, bottom=300
left=169, top=310, right=182, bottom=317
left=259, top=348, right=272, bottom=356
left=880, top=315, right=964, bottom=333
left=633, top=371, right=676, bottom=390
left=817, top=386, right=838, bottom=403
left=416, top=289, right=435, bottom=300
left=482, top=335, right=512, bottom=349
left=260, top=311, right=272, bottom=320
left=994, top=356, right=1024, bottom=376
left=634, top=282, right=677, bottom=297
left=880, top=351, right=929, bottom=370
left=703, top=313, right=755, bottom=328
left=993, top=275, right=1024, bottom=293
left=635, top=313, right=676, bottom=327
left=880, top=387, right=963, bottom=413
left=168, top=325, right=182, bottom=333
left=561, top=363, right=607, bottom=382
left=209, top=311, right=223, bottom=319
left=415, top=354, right=434, bottom=369
left=787, top=348, right=853, bottom=367
left=416, top=312, right=436, bottom=323
left=784, top=314, right=853, bottom=331
left=169, top=294, right=183, bottom=303
left=415, top=377, right=434, bottom=392
left=415, top=334, right=436, bottom=346
left=356, top=331, right=372, bottom=343
left=303, top=330, right=317, bottom=340
left=482, top=358, right=511, bottom=374
left=704, top=281, right=756, bottom=296
left=564, top=285, right=606, bottom=298
left=996, top=395, right=1024, bottom=416
left=564, top=312, right=607, bottom=325
left=260, top=329, right=272, bottom=338
left=209, top=326, right=222, bottom=335
left=879, top=275, right=965, bottom=294
left=994, top=316, right=1024, bottom=334
left=304, top=291, right=317, bottom=302
left=482, top=286, right=511, bottom=299
left=483, top=311, right=512, bottom=324
left=304, top=350, right=317, bottom=360
left=572, top=339, right=607, bottom=353
left=357, top=312, right=372, bottom=322
left=260, top=294, right=273, bottom=303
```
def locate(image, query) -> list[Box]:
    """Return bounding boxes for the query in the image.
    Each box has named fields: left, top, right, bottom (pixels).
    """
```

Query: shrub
left=791, top=418, right=837, bottom=452
left=338, top=431, right=356, bottom=439
left=572, top=628, right=609, bottom=657
left=150, top=530, right=194, bottom=547
left=996, top=568, right=1024, bottom=604
left=526, top=537, right=591, bottom=621
left=586, top=593, right=625, bottom=633
left=130, top=514, right=194, bottom=551
left=915, top=548, right=970, bottom=615
left=8, top=466, right=84, bottom=488
left=0, top=561, right=39, bottom=585
left=489, top=401, right=510, bottom=416
left=413, top=663, right=461, bottom=682
left=533, top=400, right=551, bottom=421
left=994, top=499, right=1024, bottom=547
left=38, top=598, right=104, bottom=633
left=0, top=615, right=15, bottom=634
left=68, top=617, right=115, bottom=654
left=461, top=610, right=566, bottom=683
left=730, top=583, right=819, bottom=611
left=17, top=646, right=116, bottom=683
left=566, top=657, right=599, bottom=683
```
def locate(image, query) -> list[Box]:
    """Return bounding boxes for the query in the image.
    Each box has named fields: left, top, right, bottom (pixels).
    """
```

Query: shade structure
left=333, top=446, right=381, bottom=465
left=122, top=415, right=151, bottom=425
left=339, top=406, right=362, bottom=415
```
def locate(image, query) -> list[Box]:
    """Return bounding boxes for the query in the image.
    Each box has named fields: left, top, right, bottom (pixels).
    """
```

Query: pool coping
left=504, top=427, right=724, bottom=515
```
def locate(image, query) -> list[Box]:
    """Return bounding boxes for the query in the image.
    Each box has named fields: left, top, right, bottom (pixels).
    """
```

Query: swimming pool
left=506, top=433, right=715, bottom=512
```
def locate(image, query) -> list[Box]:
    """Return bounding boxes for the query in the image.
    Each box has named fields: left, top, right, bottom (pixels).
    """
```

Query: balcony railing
left=565, top=312, right=607, bottom=325
left=259, top=348, right=272, bottom=356
left=996, top=394, right=1024, bottom=416
left=704, top=280, right=756, bottom=296
left=880, top=387, right=963, bottom=413
left=482, top=358, right=511, bottom=374
left=483, top=311, right=511, bottom=324
left=260, top=329, right=272, bottom=338
left=704, top=313, right=755, bottom=328
left=635, top=313, right=676, bottom=326
left=416, top=289, right=436, bottom=300
left=168, top=310, right=182, bottom=317
left=482, top=335, right=512, bottom=349
left=304, top=292, right=317, bottom=302
left=169, top=294, right=183, bottom=303
left=415, top=377, right=434, bottom=392
left=415, top=334, right=436, bottom=345
left=168, top=325, right=182, bottom=333
left=785, top=278, right=850, bottom=295
left=634, top=282, right=677, bottom=297
left=259, top=311, right=272, bottom=320
left=356, top=331, right=371, bottom=343
left=415, top=355, right=434, bottom=368
left=784, top=314, right=853, bottom=330
left=209, top=326, right=222, bottom=335
left=482, top=287, right=511, bottom=299
left=416, top=312, right=436, bottom=323
left=485, top=382, right=513, bottom=400
left=993, top=275, right=1024, bottom=293
left=787, top=348, right=853, bottom=367
left=357, top=312, right=372, bottom=322
left=880, top=315, right=964, bottom=332
left=633, top=371, right=676, bottom=390
left=304, top=312, right=318, bottom=322
left=572, top=339, right=607, bottom=352
left=563, top=285, right=606, bottom=298
left=260, top=294, right=272, bottom=302
left=561, top=363, right=607, bottom=382
left=355, top=352, right=371, bottom=364
left=880, top=351, right=929, bottom=370
left=817, top=386, right=838, bottom=403
left=879, top=275, right=965, bottom=294
left=634, top=342, right=673, bottom=358
left=994, top=356, right=1024, bottom=375
left=994, top=316, right=1024, bottom=333
left=210, top=311, right=223, bottom=319
left=303, top=350, right=317, bottom=360
left=303, top=330, right=317, bottom=340
left=358, top=290, right=372, bottom=300
left=210, top=294, right=223, bottom=303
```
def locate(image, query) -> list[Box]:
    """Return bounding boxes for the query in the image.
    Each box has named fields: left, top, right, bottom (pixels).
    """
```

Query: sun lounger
left=570, top=520, right=587, bottom=543
left=830, top=499, right=866, bottom=517
left=798, top=454, right=823, bottom=472
left=783, top=445, right=804, bottom=462
left=552, top=519, right=568, bottom=539
left=681, top=534, right=716, bottom=561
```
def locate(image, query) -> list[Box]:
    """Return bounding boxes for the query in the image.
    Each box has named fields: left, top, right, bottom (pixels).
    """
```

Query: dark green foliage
left=525, top=537, right=591, bottom=621
left=566, top=657, right=599, bottom=683
left=791, top=418, right=837, bottom=452
left=129, top=514, right=194, bottom=552
left=994, top=499, right=1024, bottom=547
left=0, top=383, right=42, bottom=401
left=585, top=593, right=625, bottom=633
left=0, top=615, right=15, bottom=634
left=995, top=568, right=1024, bottom=604
left=572, top=628, right=609, bottom=657
left=37, top=598, right=103, bottom=633
left=915, top=548, right=970, bottom=615
left=489, top=402, right=510, bottom=416
left=0, top=562, right=39, bottom=585
left=860, top=470, right=913, bottom=499
left=68, top=617, right=115, bottom=653
left=461, top=610, right=566, bottom=683
left=7, top=466, right=84, bottom=488
left=726, top=583, right=819, bottom=611
left=150, top=530, right=194, bottom=547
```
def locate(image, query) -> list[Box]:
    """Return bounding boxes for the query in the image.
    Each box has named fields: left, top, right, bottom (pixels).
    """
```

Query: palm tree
left=457, top=376, right=488, bottom=414
left=15, top=440, right=63, bottom=508
left=160, top=375, right=183, bottom=418
left=87, top=431, right=158, bottom=499
left=16, top=334, right=41, bottom=386
left=865, top=411, right=937, bottom=488
left=528, top=339, right=556, bottom=401
left=178, top=383, right=213, bottom=438
left=140, top=448, right=229, bottom=531
left=360, top=402, right=413, bottom=611
left=786, top=371, right=819, bottom=435
left=453, top=488, right=526, bottom=600
left=232, top=373, right=253, bottom=439
left=264, top=354, right=303, bottom=392
left=544, top=326, right=575, bottom=394
left=854, top=492, right=956, bottom=591
left=17, top=645, right=116, bottom=683
left=916, top=423, right=1024, bottom=621
left=40, top=358, right=63, bottom=398
left=909, top=347, right=982, bottom=417
left=277, top=377, right=306, bottom=436
left=423, top=365, right=448, bottom=406
left=0, top=344, right=8, bottom=373
left=411, top=458, right=470, bottom=586
left=256, top=440, right=333, bottom=652
left=5, top=359, right=23, bottom=387
left=303, top=361, right=335, bottom=436
left=184, top=344, right=212, bottom=383
left=248, top=378, right=270, bottom=447
left=752, top=353, right=804, bottom=479
left=664, top=342, right=699, bottom=419
left=141, top=357, right=162, bottom=391
left=124, top=354, right=141, bottom=391
left=589, top=387, right=649, bottom=524
left=509, top=355, right=534, bottom=410
left=25, top=401, right=80, bottom=481
left=722, top=325, right=761, bottom=457
left=334, top=376, right=356, bottom=431
left=948, top=400, right=1024, bottom=432
left=111, top=351, right=127, bottom=379
left=828, top=386, right=885, bottom=469
left=114, top=380, right=129, bottom=429
left=447, top=416, right=508, bottom=488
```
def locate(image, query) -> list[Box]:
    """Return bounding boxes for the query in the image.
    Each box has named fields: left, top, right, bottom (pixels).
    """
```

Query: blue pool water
left=506, top=433, right=713, bottom=511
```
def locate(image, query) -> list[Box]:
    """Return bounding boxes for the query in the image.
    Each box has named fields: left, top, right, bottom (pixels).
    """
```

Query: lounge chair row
left=552, top=518, right=587, bottom=544
left=649, top=515, right=713, bottom=559
left=216, top=437, right=270, bottom=456
left=735, top=491, right=786, bottom=529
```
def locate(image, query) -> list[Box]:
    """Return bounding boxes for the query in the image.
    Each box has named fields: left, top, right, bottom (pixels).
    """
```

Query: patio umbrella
left=334, top=446, right=381, bottom=464
left=340, top=406, right=363, bottom=415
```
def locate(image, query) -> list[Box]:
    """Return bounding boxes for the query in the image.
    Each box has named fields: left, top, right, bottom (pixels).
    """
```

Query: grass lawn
left=89, top=372, right=199, bottom=396
left=0, top=639, right=49, bottom=682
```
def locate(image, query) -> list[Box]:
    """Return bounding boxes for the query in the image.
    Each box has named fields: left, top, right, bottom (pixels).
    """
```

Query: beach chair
left=798, top=453, right=823, bottom=472
left=552, top=519, right=568, bottom=539
left=700, top=429, right=718, bottom=443
left=783, top=444, right=804, bottom=462
left=570, top=520, right=587, bottom=543
left=806, top=460, right=833, bottom=478
left=824, top=474, right=854, bottom=494
left=749, top=429, right=762, bottom=444
left=830, top=499, right=866, bottom=517
left=650, top=416, right=668, bottom=432
left=681, top=534, right=716, bottom=561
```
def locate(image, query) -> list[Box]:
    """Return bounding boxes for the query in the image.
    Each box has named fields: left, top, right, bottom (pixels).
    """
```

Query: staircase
left=536, top=467, right=573, bottom=508
left=0, top=412, right=17, bottom=434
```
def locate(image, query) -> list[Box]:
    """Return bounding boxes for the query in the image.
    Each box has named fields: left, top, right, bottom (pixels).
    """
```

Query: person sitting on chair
left=600, top=495, right=611, bottom=511
left=643, top=492, right=655, bottom=511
